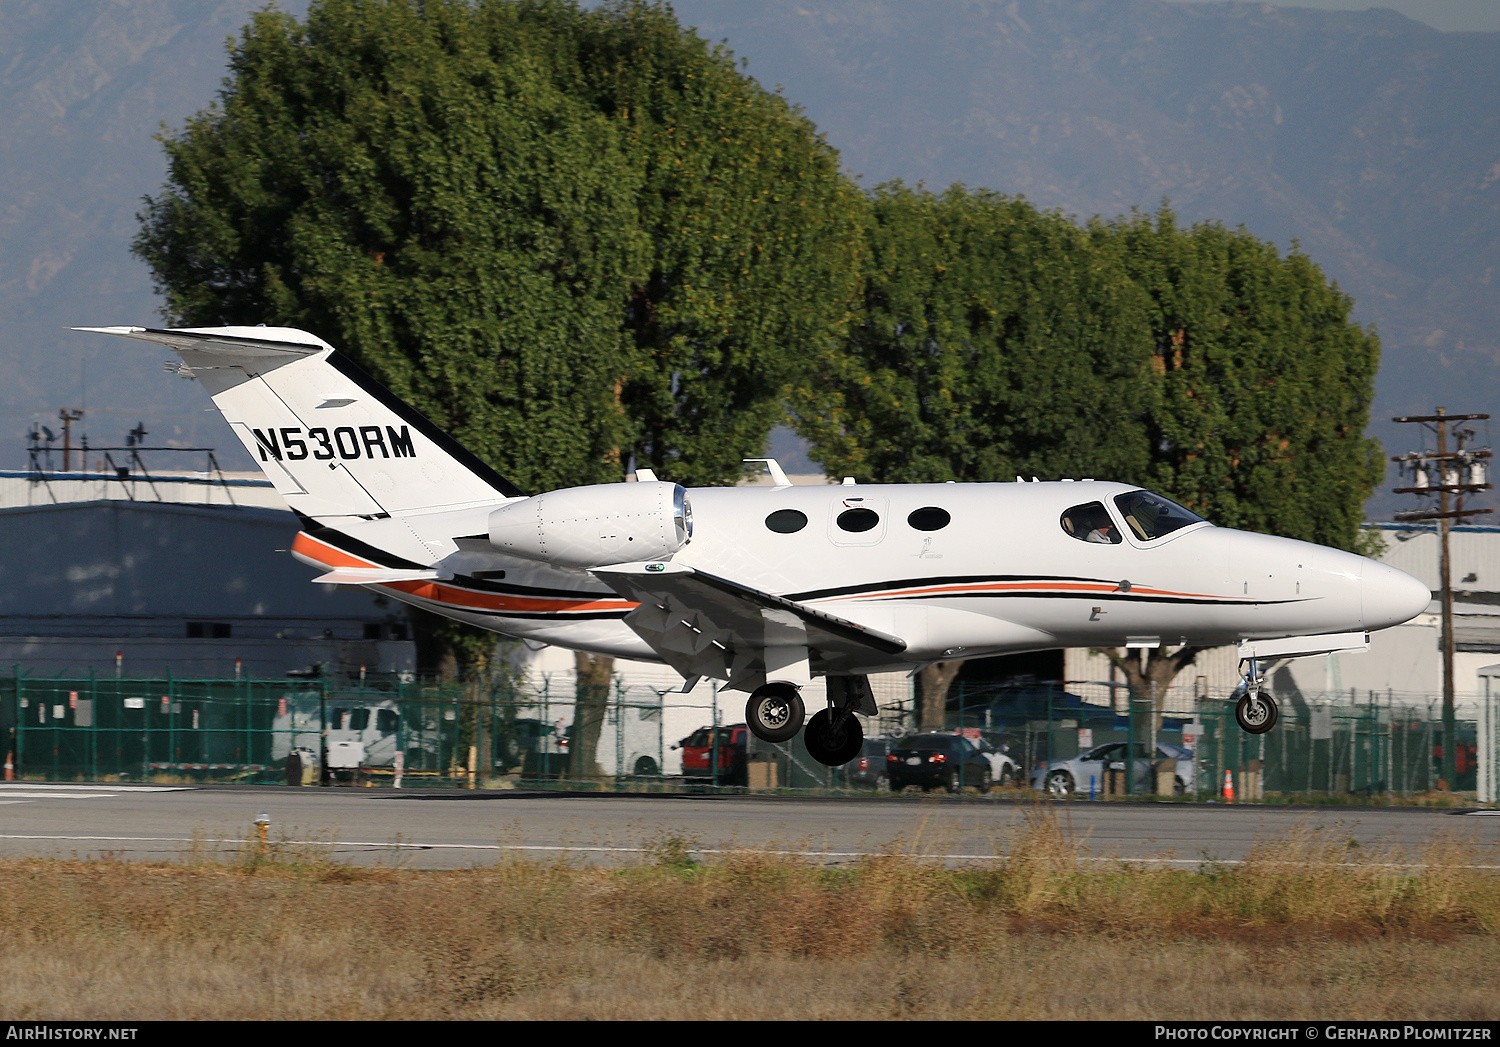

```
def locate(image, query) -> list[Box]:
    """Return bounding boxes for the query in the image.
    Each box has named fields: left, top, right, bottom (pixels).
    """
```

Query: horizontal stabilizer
left=312, top=567, right=443, bottom=585
left=72, top=326, right=327, bottom=358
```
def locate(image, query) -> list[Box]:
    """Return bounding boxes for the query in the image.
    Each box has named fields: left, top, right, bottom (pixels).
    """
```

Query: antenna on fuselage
left=743, top=458, right=792, bottom=488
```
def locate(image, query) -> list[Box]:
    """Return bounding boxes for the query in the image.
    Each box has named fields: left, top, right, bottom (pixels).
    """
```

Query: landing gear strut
left=746, top=682, right=805, bottom=743
left=1234, top=656, right=1279, bottom=735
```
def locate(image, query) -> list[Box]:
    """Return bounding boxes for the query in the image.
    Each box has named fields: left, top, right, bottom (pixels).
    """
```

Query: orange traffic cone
left=1222, top=769, right=1234, bottom=803
left=3, top=750, right=12, bottom=781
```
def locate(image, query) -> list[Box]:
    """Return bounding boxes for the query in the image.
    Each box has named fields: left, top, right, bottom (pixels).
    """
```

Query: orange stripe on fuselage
left=292, top=531, right=636, bottom=615
left=818, top=580, right=1241, bottom=603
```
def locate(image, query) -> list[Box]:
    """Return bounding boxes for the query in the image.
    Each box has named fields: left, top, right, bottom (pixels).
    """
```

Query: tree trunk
left=1096, top=646, right=1205, bottom=735
left=570, top=652, right=614, bottom=778
left=917, top=660, right=964, bottom=730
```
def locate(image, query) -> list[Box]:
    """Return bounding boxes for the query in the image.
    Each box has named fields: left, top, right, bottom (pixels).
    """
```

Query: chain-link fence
left=0, top=668, right=1492, bottom=800
left=938, top=680, right=1489, bottom=801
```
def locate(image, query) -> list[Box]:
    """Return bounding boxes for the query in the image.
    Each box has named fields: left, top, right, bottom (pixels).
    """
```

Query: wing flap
left=591, top=562, right=907, bottom=686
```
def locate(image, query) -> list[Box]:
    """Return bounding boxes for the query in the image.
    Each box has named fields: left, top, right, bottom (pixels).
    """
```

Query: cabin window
left=1060, top=502, right=1121, bottom=545
left=765, top=509, right=808, bottom=533
left=907, top=507, right=951, bottom=531
left=1113, top=491, right=1206, bottom=541
left=836, top=508, right=881, bottom=533
left=377, top=709, right=399, bottom=734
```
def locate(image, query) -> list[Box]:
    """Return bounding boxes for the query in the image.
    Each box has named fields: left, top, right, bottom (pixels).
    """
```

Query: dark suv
left=887, top=733, right=993, bottom=793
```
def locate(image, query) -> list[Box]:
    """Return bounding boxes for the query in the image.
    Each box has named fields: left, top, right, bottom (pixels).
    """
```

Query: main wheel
left=804, top=708, right=863, bottom=766
left=1046, top=770, right=1075, bottom=797
left=1235, top=692, right=1279, bottom=735
left=745, top=683, right=805, bottom=743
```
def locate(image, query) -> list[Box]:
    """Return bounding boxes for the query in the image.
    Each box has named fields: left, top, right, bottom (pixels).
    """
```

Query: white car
left=1032, top=741, right=1195, bottom=797
left=972, top=738, right=1023, bottom=786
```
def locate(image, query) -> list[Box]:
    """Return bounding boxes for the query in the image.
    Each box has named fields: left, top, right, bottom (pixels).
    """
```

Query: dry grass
left=2, top=809, right=1499, bottom=1020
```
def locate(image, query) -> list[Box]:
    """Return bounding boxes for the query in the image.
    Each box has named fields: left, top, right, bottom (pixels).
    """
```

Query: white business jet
left=78, top=325, right=1431, bottom=765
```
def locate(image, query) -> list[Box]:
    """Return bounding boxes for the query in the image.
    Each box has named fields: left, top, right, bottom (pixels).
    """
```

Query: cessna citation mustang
left=78, top=325, right=1431, bottom=766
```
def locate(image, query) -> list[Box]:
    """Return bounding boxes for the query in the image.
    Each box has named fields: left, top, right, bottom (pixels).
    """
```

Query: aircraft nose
left=1362, top=561, right=1431, bottom=630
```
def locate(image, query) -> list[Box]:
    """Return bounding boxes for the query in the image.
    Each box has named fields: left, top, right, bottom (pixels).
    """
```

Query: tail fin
left=76, top=326, right=524, bottom=523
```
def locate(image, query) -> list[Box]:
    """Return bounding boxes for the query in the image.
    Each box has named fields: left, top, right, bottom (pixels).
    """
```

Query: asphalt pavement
left=1, top=782, right=1496, bottom=869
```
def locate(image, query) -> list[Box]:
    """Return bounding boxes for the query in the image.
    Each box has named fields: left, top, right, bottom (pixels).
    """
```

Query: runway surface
left=1, top=782, right=1497, bottom=869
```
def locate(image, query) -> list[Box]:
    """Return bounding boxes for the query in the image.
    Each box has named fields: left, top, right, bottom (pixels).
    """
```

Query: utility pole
left=1391, top=407, right=1492, bottom=789
left=57, top=408, right=84, bottom=472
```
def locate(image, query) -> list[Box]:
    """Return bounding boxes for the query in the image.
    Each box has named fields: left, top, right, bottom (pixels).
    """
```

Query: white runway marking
left=0, top=783, right=189, bottom=803
left=0, top=784, right=187, bottom=792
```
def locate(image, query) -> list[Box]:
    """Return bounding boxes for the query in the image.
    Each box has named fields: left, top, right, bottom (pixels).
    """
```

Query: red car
left=678, top=724, right=748, bottom=784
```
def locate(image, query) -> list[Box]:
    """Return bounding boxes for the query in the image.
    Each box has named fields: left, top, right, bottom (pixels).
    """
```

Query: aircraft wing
left=591, top=562, right=907, bottom=688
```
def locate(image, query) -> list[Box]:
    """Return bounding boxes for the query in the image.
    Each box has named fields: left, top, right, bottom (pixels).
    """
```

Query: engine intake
left=486, top=481, right=692, bottom=569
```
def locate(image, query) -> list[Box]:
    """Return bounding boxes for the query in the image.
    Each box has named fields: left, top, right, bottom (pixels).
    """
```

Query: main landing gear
left=1234, top=656, right=1279, bottom=735
left=744, top=677, right=870, bottom=766
left=745, top=682, right=804, bottom=743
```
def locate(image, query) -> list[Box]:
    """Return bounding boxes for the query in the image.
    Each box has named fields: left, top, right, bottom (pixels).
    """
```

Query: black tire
left=977, top=767, right=992, bottom=794
left=1046, top=770, right=1074, bottom=797
left=944, top=769, right=962, bottom=794
left=1235, top=692, right=1279, bottom=735
left=888, top=777, right=904, bottom=793
left=745, top=683, right=805, bottom=743
left=632, top=755, right=660, bottom=776
left=804, top=708, right=864, bottom=766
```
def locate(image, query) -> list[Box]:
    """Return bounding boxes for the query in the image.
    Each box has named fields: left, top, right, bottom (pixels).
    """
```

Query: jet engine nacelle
left=486, top=481, right=692, bottom=569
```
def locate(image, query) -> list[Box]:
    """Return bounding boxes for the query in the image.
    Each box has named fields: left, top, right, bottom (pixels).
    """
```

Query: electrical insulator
left=1443, top=462, right=1460, bottom=488
left=1412, top=462, right=1429, bottom=489
left=1470, top=460, right=1487, bottom=487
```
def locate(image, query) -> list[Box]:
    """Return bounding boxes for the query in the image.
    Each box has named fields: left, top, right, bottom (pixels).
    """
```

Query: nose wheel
left=745, top=682, right=805, bottom=743
left=1234, top=654, right=1279, bottom=735
left=1235, top=691, right=1278, bottom=734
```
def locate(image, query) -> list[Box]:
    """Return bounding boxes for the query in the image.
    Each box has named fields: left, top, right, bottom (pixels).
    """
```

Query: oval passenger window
left=907, top=507, right=950, bottom=531
left=836, top=508, right=881, bottom=533
left=765, top=509, right=808, bottom=534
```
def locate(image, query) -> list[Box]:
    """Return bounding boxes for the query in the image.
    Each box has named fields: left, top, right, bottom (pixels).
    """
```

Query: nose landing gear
left=1234, top=656, right=1279, bottom=735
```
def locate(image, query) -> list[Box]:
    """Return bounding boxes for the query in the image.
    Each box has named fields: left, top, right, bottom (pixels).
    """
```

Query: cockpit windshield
left=1113, top=490, right=1207, bottom=541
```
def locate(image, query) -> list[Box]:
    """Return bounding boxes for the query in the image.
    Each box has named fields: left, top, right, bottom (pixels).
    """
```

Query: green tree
left=797, top=191, right=1383, bottom=724
left=1091, top=208, right=1384, bottom=718
left=1102, top=207, right=1383, bottom=551
left=133, top=0, right=865, bottom=774
left=577, top=5, right=867, bottom=487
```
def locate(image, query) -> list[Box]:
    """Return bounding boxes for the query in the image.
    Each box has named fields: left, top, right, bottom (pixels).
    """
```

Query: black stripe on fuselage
left=788, top=573, right=1309, bottom=607
left=296, top=514, right=619, bottom=601
left=294, top=512, right=426, bottom=570
left=884, top=591, right=1310, bottom=607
